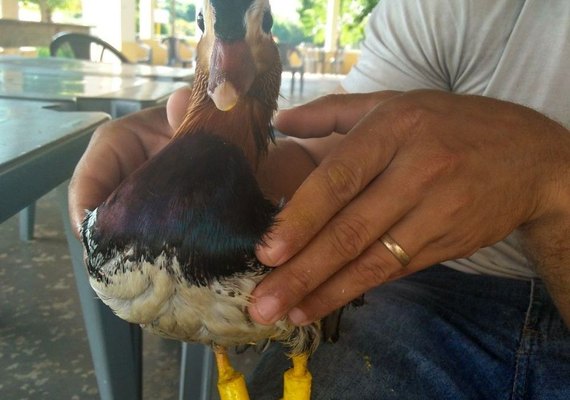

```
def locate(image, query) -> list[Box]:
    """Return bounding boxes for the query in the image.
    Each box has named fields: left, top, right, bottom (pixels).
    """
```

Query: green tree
left=177, top=2, right=196, bottom=22
left=175, top=1, right=197, bottom=36
left=21, top=0, right=81, bottom=23
left=298, top=0, right=327, bottom=45
left=298, top=0, right=380, bottom=47
left=153, top=0, right=196, bottom=37
left=273, top=18, right=309, bottom=45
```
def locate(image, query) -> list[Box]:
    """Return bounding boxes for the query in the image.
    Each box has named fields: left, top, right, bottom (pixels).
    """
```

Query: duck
left=81, top=1, right=321, bottom=399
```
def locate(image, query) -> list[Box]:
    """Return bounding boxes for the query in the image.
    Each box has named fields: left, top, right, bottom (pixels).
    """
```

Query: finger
left=284, top=211, right=437, bottom=325
left=250, top=151, right=435, bottom=324
left=287, top=240, right=416, bottom=326
left=284, top=189, right=487, bottom=325
left=69, top=107, right=172, bottom=237
left=166, top=86, right=192, bottom=130
left=256, top=98, right=404, bottom=266
left=283, top=228, right=437, bottom=325
left=68, top=128, right=133, bottom=234
left=274, top=91, right=401, bottom=138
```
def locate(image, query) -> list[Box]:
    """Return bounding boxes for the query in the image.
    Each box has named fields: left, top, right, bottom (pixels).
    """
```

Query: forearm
left=523, top=213, right=570, bottom=326
left=522, top=128, right=570, bottom=326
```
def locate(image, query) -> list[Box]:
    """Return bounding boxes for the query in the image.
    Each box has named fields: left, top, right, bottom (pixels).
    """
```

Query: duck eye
left=262, top=11, right=273, bottom=33
left=197, top=11, right=205, bottom=33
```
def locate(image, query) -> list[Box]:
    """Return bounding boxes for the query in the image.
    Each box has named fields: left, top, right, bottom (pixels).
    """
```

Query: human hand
left=68, top=87, right=192, bottom=235
left=250, top=90, right=570, bottom=326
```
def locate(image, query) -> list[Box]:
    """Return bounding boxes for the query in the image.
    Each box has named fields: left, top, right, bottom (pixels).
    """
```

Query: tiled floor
left=0, top=73, right=344, bottom=400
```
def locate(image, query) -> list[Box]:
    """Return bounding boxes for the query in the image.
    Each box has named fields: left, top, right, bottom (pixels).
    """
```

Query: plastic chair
left=16, top=33, right=131, bottom=239
left=135, top=38, right=153, bottom=65
left=278, top=43, right=305, bottom=94
left=162, top=37, right=194, bottom=68
left=50, top=32, right=132, bottom=64
left=328, top=47, right=345, bottom=74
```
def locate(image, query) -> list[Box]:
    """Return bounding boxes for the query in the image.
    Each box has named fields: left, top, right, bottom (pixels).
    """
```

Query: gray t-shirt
left=342, top=0, right=570, bottom=279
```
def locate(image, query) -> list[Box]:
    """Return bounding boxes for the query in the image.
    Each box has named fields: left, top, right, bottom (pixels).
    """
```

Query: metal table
left=0, top=64, right=210, bottom=399
left=0, top=98, right=146, bottom=399
left=0, top=99, right=108, bottom=223
left=0, top=99, right=134, bottom=398
left=0, top=66, right=188, bottom=117
left=0, top=55, right=195, bottom=82
left=0, top=64, right=187, bottom=239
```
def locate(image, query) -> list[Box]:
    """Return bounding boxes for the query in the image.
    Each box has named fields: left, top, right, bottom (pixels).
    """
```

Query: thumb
left=166, top=87, right=193, bottom=131
left=274, top=91, right=401, bottom=138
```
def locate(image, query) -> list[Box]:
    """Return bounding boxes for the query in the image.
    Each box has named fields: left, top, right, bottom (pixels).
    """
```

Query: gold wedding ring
left=380, top=233, right=411, bottom=267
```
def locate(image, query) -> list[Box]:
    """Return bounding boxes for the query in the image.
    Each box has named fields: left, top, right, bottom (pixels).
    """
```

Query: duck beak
left=208, top=39, right=256, bottom=111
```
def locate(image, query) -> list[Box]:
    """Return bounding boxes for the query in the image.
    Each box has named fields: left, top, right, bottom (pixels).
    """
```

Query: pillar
left=81, top=0, right=136, bottom=50
left=139, top=0, right=156, bottom=40
left=0, top=0, right=19, bottom=19
left=324, top=0, right=340, bottom=51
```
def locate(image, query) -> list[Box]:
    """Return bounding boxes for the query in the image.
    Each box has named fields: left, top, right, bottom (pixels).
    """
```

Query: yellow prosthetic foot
left=283, top=353, right=312, bottom=400
left=215, top=348, right=250, bottom=400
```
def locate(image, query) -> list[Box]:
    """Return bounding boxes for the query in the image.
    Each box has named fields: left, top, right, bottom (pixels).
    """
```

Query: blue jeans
left=247, top=266, right=570, bottom=399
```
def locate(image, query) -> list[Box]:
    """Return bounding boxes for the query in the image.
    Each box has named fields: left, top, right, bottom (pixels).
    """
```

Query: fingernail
left=256, top=239, right=287, bottom=266
left=288, top=307, right=310, bottom=326
left=254, top=296, right=281, bottom=324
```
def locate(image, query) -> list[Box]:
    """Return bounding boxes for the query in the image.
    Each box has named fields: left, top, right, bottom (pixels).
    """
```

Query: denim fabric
left=247, top=266, right=570, bottom=400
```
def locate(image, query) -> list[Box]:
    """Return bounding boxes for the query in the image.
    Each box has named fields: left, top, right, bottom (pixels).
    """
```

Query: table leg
left=179, top=342, right=214, bottom=400
left=56, top=183, right=143, bottom=400
left=19, top=203, right=36, bottom=241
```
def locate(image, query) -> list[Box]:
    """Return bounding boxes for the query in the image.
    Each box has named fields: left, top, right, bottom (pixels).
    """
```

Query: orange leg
left=214, top=347, right=250, bottom=400
left=282, top=353, right=312, bottom=400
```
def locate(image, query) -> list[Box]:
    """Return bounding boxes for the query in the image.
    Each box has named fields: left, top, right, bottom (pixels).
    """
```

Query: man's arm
left=251, top=90, right=570, bottom=328
left=522, top=175, right=570, bottom=325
